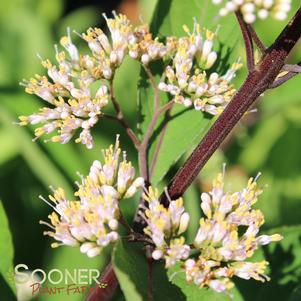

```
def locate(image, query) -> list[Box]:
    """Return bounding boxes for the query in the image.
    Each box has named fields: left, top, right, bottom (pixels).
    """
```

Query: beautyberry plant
left=16, top=0, right=301, bottom=300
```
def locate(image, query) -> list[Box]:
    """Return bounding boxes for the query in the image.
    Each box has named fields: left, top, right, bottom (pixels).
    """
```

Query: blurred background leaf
left=0, top=200, right=15, bottom=295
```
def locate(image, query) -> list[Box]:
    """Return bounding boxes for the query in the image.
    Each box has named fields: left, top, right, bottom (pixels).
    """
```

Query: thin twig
left=109, top=81, right=141, bottom=149
left=150, top=124, right=169, bottom=177
left=124, top=232, right=154, bottom=245
left=135, top=73, right=175, bottom=233
left=102, top=113, right=118, bottom=120
left=270, top=63, right=301, bottom=88
left=150, top=104, right=174, bottom=177
left=138, top=100, right=174, bottom=181
left=143, top=66, right=160, bottom=112
left=138, top=66, right=160, bottom=181
left=235, top=11, right=254, bottom=71
left=247, top=23, right=266, bottom=53
left=141, top=101, right=175, bottom=149
left=282, top=64, right=301, bottom=72
left=269, top=72, right=299, bottom=88
left=138, top=67, right=174, bottom=181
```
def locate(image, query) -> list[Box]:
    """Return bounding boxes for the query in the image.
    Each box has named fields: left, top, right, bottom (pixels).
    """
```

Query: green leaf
left=140, top=0, right=158, bottom=23
left=167, top=262, right=244, bottom=301
left=0, top=6, right=53, bottom=86
left=58, top=5, right=102, bottom=37
left=36, top=0, right=63, bottom=24
left=113, top=240, right=147, bottom=301
left=151, top=0, right=238, bottom=41
left=112, top=239, right=185, bottom=301
left=0, top=127, right=19, bottom=165
left=183, top=184, right=202, bottom=243
left=0, top=200, right=16, bottom=294
left=261, top=76, right=301, bottom=113
left=150, top=107, right=214, bottom=184
left=138, top=0, right=241, bottom=185
left=150, top=0, right=241, bottom=67
left=238, top=113, right=287, bottom=173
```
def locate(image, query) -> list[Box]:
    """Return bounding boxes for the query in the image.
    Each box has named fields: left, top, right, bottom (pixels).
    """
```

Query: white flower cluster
left=142, top=187, right=190, bottom=268
left=158, top=21, right=242, bottom=115
left=145, top=170, right=282, bottom=294
left=19, top=13, right=242, bottom=147
left=40, top=136, right=144, bottom=257
left=212, top=0, right=292, bottom=23
left=19, top=15, right=125, bottom=149
left=18, top=13, right=177, bottom=148
left=185, top=171, right=282, bottom=293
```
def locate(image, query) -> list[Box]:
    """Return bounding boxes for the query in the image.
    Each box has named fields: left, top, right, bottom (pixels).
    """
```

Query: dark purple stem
left=247, top=23, right=266, bottom=53
left=235, top=11, right=254, bottom=71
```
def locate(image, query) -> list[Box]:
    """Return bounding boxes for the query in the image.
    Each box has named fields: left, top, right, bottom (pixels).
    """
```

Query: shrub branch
left=86, top=6, right=301, bottom=300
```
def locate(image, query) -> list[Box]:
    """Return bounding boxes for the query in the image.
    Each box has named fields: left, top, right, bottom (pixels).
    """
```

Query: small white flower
left=87, top=247, right=102, bottom=258
left=60, top=27, right=79, bottom=61
left=152, top=249, right=163, bottom=260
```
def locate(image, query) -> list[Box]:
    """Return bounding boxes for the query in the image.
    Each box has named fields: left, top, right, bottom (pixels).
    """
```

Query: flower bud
left=178, top=212, right=190, bottom=235
left=87, top=247, right=101, bottom=258
left=152, top=249, right=163, bottom=260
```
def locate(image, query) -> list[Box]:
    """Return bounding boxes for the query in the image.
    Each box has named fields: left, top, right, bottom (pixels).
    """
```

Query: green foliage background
left=0, top=0, right=300, bottom=300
